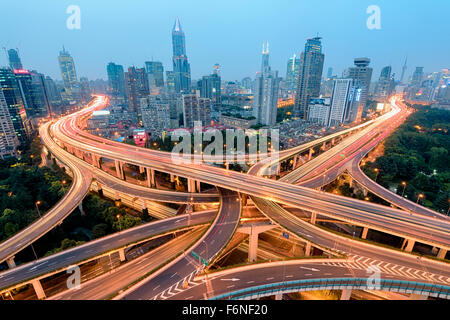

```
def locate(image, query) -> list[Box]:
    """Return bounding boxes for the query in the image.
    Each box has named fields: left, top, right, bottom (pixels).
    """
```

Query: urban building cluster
left=1, top=19, right=448, bottom=159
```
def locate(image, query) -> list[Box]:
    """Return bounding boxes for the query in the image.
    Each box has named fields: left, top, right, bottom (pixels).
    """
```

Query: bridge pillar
left=361, top=227, right=369, bottom=240
left=304, top=242, right=312, bottom=257
left=238, top=223, right=276, bottom=262
left=31, top=279, right=46, bottom=300
left=114, top=160, right=125, bottom=180
left=340, top=289, right=352, bottom=300
left=292, top=155, right=297, bottom=169
left=404, top=239, right=416, bottom=252
left=310, top=212, right=317, bottom=225
left=118, top=248, right=126, bottom=262
left=196, top=180, right=201, bottom=193
left=188, top=179, right=197, bottom=193
left=6, top=256, right=16, bottom=269
left=225, top=162, right=229, bottom=170
left=308, top=148, right=313, bottom=161
left=139, top=166, right=145, bottom=174
left=331, top=138, right=336, bottom=145
left=170, top=174, right=175, bottom=183
left=248, top=230, right=259, bottom=262
left=145, top=168, right=155, bottom=187
left=437, top=248, right=447, bottom=260
left=322, top=141, right=327, bottom=150
left=275, top=293, right=283, bottom=300
left=409, top=293, right=428, bottom=300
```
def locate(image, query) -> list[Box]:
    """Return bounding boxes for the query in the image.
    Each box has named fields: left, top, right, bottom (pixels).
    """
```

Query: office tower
left=400, top=57, right=407, bottom=84
left=58, top=47, right=78, bottom=97
left=343, top=58, right=373, bottom=123
left=79, top=77, right=91, bottom=103
left=253, top=42, right=280, bottom=126
left=286, top=54, right=300, bottom=91
left=376, top=66, right=395, bottom=98
left=140, top=95, right=170, bottom=137
left=411, top=67, right=424, bottom=87
left=328, top=78, right=355, bottom=126
left=107, top=62, right=127, bottom=100
left=14, top=69, right=51, bottom=118
left=0, top=68, right=29, bottom=143
left=294, top=37, right=325, bottom=119
left=165, top=71, right=175, bottom=93
left=12, top=69, right=33, bottom=116
left=125, top=67, right=149, bottom=113
left=307, top=98, right=330, bottom=126
left=327, top=67, right=333, bottom=78
left=7, top=49, right=23, bottom=70
left=182, top=91, right=211, bottom=128
left=241, top=77, right=252, bottom=91
left=0, top=90, right=19, bottom=159
left=145, top=61, right=164, bottom=89
left=172, top=18, right=191, bottom=93
left=200, top=70, right=221, bottom=112
left=44, top=76, right=62, bottom=105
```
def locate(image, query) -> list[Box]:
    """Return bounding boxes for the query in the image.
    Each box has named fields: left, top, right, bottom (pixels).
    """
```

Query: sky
left=1, top=0, right=449, bottom=82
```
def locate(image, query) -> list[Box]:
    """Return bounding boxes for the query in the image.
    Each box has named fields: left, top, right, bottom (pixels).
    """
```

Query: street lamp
left=117, top=214, right=122, bottom=231
left=401, top=182, right=407, bottom=197
left=416, top=193, right=424, bottom=204
left=35, top=201, right=42, bottom=218
left=374, top=168, right=379, bottom=182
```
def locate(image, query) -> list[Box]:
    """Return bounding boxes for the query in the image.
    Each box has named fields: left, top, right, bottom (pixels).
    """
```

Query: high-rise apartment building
left=140, top=95, right=170, bottom=138
left=286, top=54, right=300, bottom=91
left=200, top=71, right=221, bottom=112
left=107, top=62, right=127, bottom=101
left=125, top=67, right=149, bottom=113
left=145, top=61, right=165, bottom=89
left=182, top=91, right=211, bottom=128
left=328, top=78, right=355, bottom=126
left=0, top=90, right=19, bottom=159
left=294, top=37, right=325, bottom=119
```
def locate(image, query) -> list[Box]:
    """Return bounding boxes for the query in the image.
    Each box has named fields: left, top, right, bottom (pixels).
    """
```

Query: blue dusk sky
left=1, top=0, right=448, bottom=82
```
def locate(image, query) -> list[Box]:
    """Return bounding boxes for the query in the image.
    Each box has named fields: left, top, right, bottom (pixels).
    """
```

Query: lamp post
left=374, top=168, right=379, bottom=182
left=35, top=201, right=42, bottom=218
left=401, top=182, right=407, bottom=197
left=416, top=193, right=424, bottom=204
left=117, top=214, right=122, bottom=231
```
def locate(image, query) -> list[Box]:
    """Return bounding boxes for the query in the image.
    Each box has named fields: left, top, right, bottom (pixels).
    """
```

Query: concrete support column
left=225, top=162, right=229, bottom=170
left=308, top=148, right=313, bottom=160
left=340, top=289, right=352, bottom=300
left=139, top=166, right=145, bottom=174
left=322, top=141, right=327, bottom=150
left=437, top=248, right=447, bottom=260
left=404, top=239, right=416, bottom=252
left=114, top=160, right=124, bottom=180
left=331, top=138, right=335, bottom=145
left=304, top=242, right=312, bottom=257
left=6, top=256, right=16, bottom=269
left=145, top=168, right=155, bottom=187
left=31, top=279, right=46, bottom=300
left=361, top=227, right=369, bottom=240
left=188, top=179, right=197, bottom=193
left=275, top=293, right=283, bottom=300
left=115, top=191, right=120, bottom=201
left=248, top=229, right=259, bottom=262
left=292, top=155, right=297, bottom=169
left=170, top=174, right=175, bottom=183
left=310, top=212, right=317, bottom=225
left=196, top=180, right=201, bottom=193
left=118, top=248, right=126, bottom=262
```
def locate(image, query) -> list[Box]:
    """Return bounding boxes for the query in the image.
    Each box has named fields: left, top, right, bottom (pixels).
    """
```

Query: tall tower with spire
left=171, top=18, right=191, bottom=93
left=400, top=56, right=408, bottom=84
left=261, top=41, right=270, bottom=73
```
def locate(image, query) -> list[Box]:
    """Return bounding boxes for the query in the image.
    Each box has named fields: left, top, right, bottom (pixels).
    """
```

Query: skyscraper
left=343, top=58, right=373, bottom=123
left=145, top=61, right=165, bottom=89
left=411, top=67, right=424, bottom=87
left=285, top=54, right=300, bottom=91
left=107, top=62, right=127, bottom=100
left=327, top=67, right=333, bottom=78
left=172, top=18, right=191, bottom=93
left=125, top=67, right=149, bottom=113
left=200, top=69, right=221, bottom=112
left=58, top=47, right=78, bottom=98
left=14, top=69, right=51, bottom=118
left=0, top=68, right=29, bottom=143
left=328, top=78, right=355, bottom=126
left=0, top=90, right=19, bottom=159
left=376, top=66, right=395, bottom=98
left=165, top=71, right=175, bottom=93
left=294, top=37, right=325, bottom=119
left=7, top=49, right=23, bottom=70
left=253, top=42, right=280, bottom=126
left=400, top=57, right=407, bottom=84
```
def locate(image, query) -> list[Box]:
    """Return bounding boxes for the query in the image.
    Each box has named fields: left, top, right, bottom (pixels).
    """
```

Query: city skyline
left=1, top=0, right=449, bottom=82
